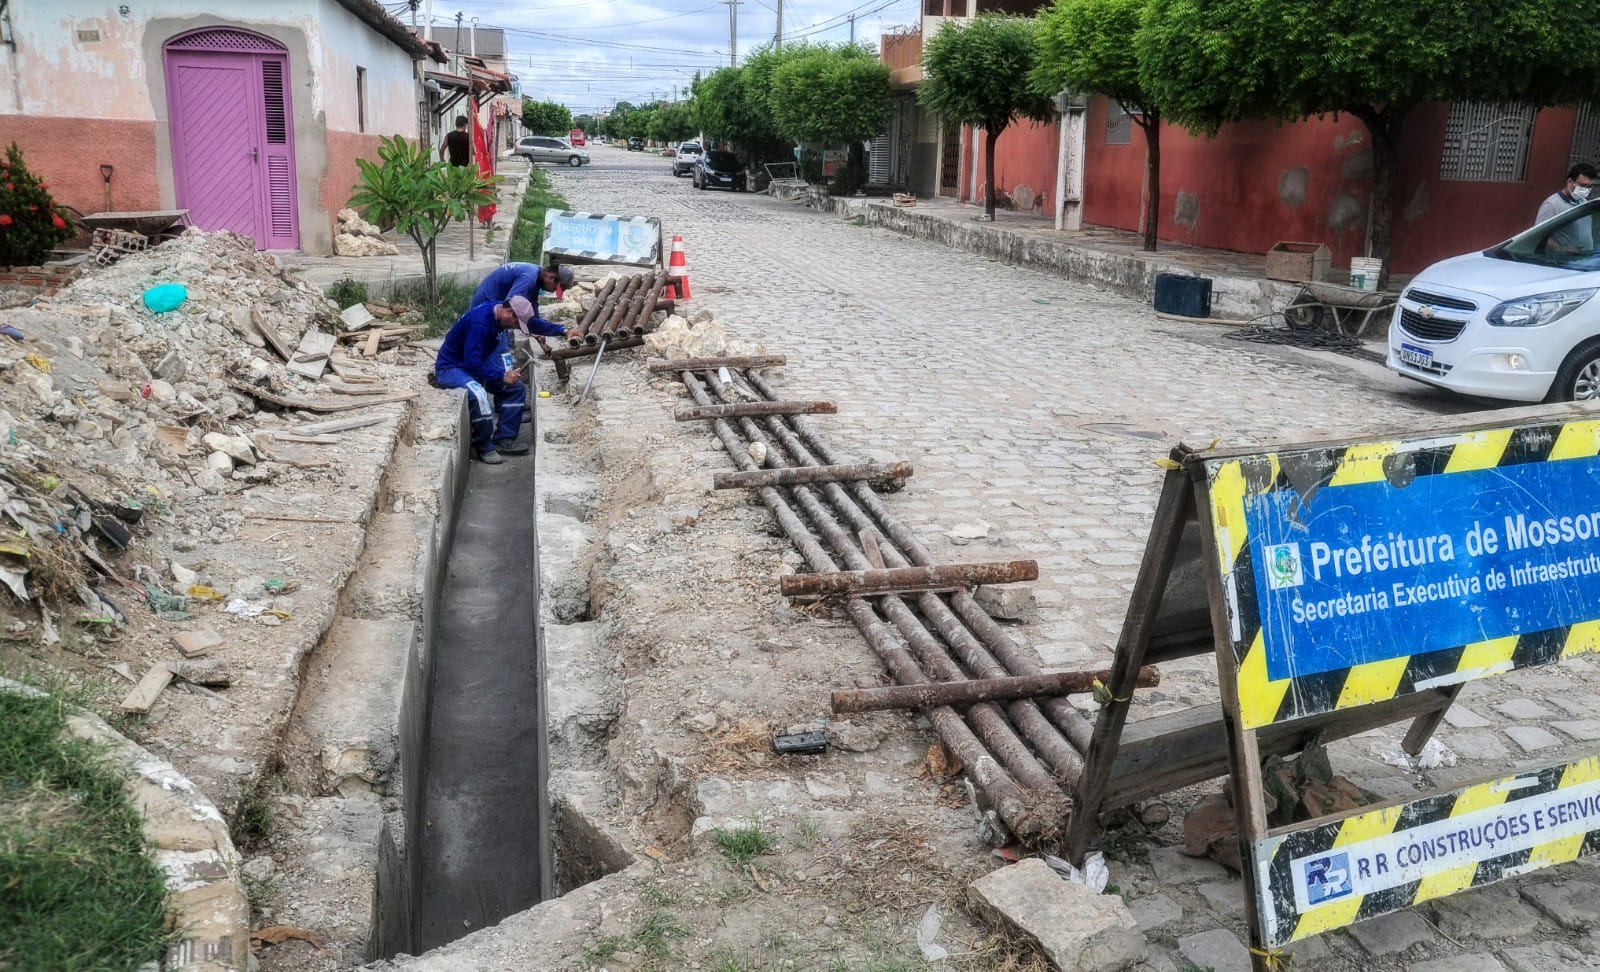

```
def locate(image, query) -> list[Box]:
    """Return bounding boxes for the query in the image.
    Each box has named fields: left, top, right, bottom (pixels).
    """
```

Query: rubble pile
left=0, top=228, right=389, bottom=628
left=331, top=208, right=400, bottom=257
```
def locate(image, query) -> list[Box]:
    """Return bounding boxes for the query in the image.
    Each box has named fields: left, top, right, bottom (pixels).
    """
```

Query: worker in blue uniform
left=434, top=295, right=561, bottom=464
left=471, top=262, right=574, bottom=326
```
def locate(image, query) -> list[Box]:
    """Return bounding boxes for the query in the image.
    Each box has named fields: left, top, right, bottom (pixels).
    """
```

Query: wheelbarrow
left=78, top=209, right=191, bottom=242
left=1281, top=280, right=1398, bottom=338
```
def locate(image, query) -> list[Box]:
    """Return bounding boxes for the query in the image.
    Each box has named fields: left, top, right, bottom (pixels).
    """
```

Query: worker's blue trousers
left=435, top=365, right=526, bottom=454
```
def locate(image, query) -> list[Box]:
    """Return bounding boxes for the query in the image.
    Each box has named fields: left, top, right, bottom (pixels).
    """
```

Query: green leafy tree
left=0, top=143, right=73, bottom=266
left=624, top=107, right=657, bottom=141
left=347, top=136, right=498, bottom=306
left=919, top=15, right=1054, bottom=219
left=649, top=102, right=697, bottom=144
left=740, top=43, right=823, bottom=163
left=602, top=102, right=637, bottom=140
left=573, top=113, right=598, bottom=134
left=521, top=99, right=575, bottom=136
left=1035, top=0, right=1162, bottom=250
left=770, top=45, right=891, bottom=186
left=1138, top=0, right=1600, bottom=271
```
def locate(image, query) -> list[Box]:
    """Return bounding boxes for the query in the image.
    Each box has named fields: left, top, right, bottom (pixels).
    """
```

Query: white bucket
left=1349, top=257, right=1384, bottom=291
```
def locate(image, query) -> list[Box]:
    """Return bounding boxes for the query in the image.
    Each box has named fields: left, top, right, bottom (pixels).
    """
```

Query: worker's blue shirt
left=472, top=263, right=542, bottom=305
left=471, top=262, right=565, bottom=336
left=436, top=303, right=508, bottom=386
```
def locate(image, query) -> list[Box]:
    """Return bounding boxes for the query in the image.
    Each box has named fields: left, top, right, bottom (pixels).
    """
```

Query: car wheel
left=568, top=156, right=582, bottom=168
left=1549, top=338, right=1600, bottom=402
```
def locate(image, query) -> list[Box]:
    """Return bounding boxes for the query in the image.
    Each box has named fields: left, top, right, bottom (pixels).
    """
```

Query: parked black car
left=627, top=136, right=645, bottom=151
left=693, top=150, right=747, bottom=191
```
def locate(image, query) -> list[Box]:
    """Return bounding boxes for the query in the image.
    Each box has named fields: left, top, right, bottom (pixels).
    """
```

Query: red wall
left=0, top=117, right=162, bottom=218
left=961, top=118, right=1060, bottom=214
left=1081, top=96, right=1585, bottom=275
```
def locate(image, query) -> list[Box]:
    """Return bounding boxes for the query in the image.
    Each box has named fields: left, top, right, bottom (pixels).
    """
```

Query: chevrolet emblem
left=1419, top=306, right=1436, bottom=319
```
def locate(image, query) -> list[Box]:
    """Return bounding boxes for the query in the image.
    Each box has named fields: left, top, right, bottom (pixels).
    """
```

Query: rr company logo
left=1299, top=852, right=1353, bottom=906
left=1264, top=543, right=1304, bottom=590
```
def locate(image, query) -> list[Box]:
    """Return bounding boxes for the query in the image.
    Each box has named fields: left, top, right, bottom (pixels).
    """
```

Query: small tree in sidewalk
left=919, top=15, right=1054, bottom=220
left=0, top=143, right=74, bottom=267
left=1034, top=0, right=1163, bottom=250
left=347, top=136, right=498, bottom=307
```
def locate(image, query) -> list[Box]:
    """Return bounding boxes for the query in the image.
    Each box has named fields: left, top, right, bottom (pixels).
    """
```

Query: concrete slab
left=966, top=859, right=1145, bottom=971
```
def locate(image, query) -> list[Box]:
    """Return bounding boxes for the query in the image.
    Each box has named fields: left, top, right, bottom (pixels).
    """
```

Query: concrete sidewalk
left=280, top=158, right=529, bottom=296
left=773, top=184, right=1400, bottom=323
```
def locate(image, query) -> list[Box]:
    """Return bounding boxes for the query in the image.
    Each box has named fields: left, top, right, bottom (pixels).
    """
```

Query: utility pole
left=423, top=0, right=432, bottom=40
left=775, top=0, right=782, bottom=49
left=454, top=11, right=463, bottom=73
left=848, top=13, right=855, bottom=43
left=721, top=0, right=743, bottom=67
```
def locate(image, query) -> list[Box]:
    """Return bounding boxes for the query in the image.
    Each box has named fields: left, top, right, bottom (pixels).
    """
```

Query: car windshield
left=705, top=151, right=739, bottom=169
left=1490, top=199, right=1600, bottom=271
left=680, top=143, right=701, bottom=153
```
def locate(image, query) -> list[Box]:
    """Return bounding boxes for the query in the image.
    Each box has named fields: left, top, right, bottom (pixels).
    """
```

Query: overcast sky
left=390, top=0, right=921, bottom=117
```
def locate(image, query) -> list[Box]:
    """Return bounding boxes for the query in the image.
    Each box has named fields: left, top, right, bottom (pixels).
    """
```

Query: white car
left=1387, top=199, right=1600, bottom=402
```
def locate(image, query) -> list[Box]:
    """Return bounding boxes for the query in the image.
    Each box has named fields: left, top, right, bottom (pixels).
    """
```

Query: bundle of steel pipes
left=564, top=271, right=671, bottom=347
left=665, top=362, right=1115, bottom=843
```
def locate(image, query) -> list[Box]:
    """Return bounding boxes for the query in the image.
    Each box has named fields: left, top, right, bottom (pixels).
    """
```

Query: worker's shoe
left=492, top=439, right=531, bottom=456
left=475, top=450, right=504, bottom=465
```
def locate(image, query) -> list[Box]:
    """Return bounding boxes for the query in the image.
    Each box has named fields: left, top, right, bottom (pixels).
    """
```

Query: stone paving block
left=1148, top=846, right=1229, bottom=885
left=1494, top=699, right=1555, bottom=720
left=1345, top=910, right=1435, bottom=956
left=1284, top=934, right=1331, bottom=965
left=1176, top=928, right=1250, bottom=972
left=1442, top=705, right=1492, bottom=728
left=1550, top=692, right=1600, bottom=717
left=1127, top=893, right=1182, bottom=932
left=1504, top=725, right=1561, bottom=753
left=1410, top=954, right=1509, bottom=972
left=1500, top=941, right=1600, bottom=972
left=1431, top=884, right=1541, bottom=940
left=1196, top=880, right=1247, bottom=920
left=1553, top=720, right=1600, bottom=741
left=1520, top=877, right=1600, bottom=930
left=1445, top=729, right=1510, bottom=760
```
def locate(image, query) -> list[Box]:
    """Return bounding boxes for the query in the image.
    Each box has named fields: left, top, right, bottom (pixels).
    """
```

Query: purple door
left=164, top=29, right=299, bottom=250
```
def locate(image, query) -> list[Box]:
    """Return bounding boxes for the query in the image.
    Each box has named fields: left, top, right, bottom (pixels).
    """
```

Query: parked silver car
left=672, top=142, right=702, bottom=177
left=513, top=135, right=590, bottom=167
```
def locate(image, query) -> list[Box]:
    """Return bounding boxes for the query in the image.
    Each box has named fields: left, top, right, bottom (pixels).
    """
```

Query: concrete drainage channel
left=264, top=365, right=633, bottom=967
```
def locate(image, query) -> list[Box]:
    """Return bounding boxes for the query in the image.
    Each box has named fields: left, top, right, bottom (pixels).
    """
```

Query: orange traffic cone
left=666, top=234, right=691, bottom=301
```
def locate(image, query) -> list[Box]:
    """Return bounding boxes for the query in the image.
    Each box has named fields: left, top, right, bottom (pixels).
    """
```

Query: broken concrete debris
left=331, top=207, right=399, bottom=257
left=966, top=857, right=1146, bottom=971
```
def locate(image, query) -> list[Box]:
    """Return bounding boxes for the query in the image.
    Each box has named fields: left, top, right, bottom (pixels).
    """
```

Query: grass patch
left=325, top=276, right=370, bottom=309
left=581, top=910, right=688, bottom=969
left=383, top=276, right=477, bottom=338
left=713, top=822, right=777, bottom=865
left=229, top=780, right=276, bottom=853
left=507, top=168, right=569, bottom=265
left=0, top=689, right=171, bottom=971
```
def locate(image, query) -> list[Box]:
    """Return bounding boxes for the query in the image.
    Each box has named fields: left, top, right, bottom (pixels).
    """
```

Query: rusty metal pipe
left=713, top=461, right=913, bottom=490
left=705, top=382, right=1069, bottom=809
left=548, top=336, right=644, bottom=360
left=739, top=377, right=1092, bottom=775
left=746, top=414, right=1085, bottom=782
left=592, top=273, right=646, bottom=345
left=780, top=561, right=1038, bottom=598
left=647, top=354, right=787, bottom=373
left=752, top=372, right=1099, bottom=754
left=631, top=271, right=668, bottom=336
left=567, top=277, right=617, bottom=346
left=832, top=668, right=1161, bottom=713
left=675, top=401, right=837, bottom=421
left=679, top=370, right=1051, bottom=838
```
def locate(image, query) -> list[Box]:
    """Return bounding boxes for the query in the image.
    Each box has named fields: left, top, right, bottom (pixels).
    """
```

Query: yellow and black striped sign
left=1255, top=754, right=1600, bottom=946
left=1204, top=416, right=1600, bottom=730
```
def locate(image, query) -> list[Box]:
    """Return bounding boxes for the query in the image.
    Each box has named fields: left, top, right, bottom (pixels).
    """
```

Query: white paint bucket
left=1349, top=257, right=1384, bottom=291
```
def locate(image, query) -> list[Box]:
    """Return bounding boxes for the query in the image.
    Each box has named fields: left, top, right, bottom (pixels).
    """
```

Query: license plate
left=1398, top=342, right=1433, bottom=368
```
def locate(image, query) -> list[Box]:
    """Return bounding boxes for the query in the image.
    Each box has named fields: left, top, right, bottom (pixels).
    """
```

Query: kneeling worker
left=435, top=296, right=561, bottom=464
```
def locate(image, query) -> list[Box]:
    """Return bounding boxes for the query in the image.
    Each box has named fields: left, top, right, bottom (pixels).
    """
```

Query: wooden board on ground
left=120, top=663, right=175, bottom=713
left=250, top=306, right=295, bottom=362
left=224, top=377, right=416, bottom=413
left=171, top=628, right=224, bottom=658
left=286, top=329, right=338, bottom=380
left=321, top=376, right=389, bottom=396
left=290, top=415, right=387, bottom=435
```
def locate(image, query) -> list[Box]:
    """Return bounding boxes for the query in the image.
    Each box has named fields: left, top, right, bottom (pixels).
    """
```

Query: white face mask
left=1574, top=184, right=1594, bottom=202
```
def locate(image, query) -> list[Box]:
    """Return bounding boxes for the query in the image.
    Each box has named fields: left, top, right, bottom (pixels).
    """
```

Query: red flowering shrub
left=0, top=143, right=73, bottom=266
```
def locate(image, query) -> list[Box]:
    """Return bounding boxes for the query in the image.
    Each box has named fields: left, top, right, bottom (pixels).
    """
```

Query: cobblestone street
left=542, top=150, right=1600, bottom=971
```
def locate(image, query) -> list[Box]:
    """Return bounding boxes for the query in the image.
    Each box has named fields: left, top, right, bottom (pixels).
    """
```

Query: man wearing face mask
left=1536, top=163, right=1597, bottom=253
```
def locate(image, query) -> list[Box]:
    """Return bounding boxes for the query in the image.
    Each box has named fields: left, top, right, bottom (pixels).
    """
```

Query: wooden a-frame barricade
left=1067, top=405, right=1600, bottom=969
